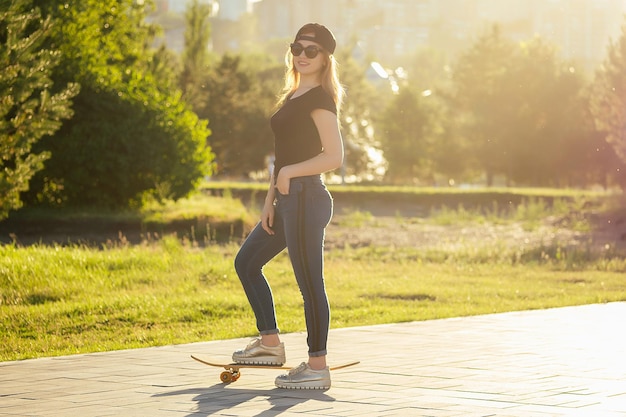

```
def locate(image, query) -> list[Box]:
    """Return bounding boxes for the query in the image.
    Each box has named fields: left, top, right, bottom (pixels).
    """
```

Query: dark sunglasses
left=290, top=43, right=323, bottom=59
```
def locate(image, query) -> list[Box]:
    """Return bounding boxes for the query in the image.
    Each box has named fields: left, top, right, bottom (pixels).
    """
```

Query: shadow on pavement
left=153, top=384, right=336, bottom=416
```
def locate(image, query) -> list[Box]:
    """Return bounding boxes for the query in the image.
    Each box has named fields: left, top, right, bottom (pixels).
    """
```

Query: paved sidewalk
left=1, top=303, right=625, bottom=417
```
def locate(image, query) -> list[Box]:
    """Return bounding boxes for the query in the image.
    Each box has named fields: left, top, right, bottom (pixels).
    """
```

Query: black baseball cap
left=294, top=23, right=337, bottom=54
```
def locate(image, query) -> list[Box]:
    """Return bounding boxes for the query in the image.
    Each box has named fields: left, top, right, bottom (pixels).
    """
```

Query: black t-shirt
left=270, top=86, right=337, bottom=178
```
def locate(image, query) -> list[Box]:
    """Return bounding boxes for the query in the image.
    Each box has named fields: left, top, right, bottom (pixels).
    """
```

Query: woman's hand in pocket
left=275, top=169, right=291, bottom=195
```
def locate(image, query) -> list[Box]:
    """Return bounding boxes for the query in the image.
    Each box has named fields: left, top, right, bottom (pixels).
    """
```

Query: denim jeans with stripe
left=234, top=175, right=333, bottom=357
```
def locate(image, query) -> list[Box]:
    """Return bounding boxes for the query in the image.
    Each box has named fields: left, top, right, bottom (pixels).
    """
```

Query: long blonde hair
left=276, top=46, right=344, bottom=115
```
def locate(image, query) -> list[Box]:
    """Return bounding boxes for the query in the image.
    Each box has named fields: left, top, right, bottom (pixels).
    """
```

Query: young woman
left=231, top=23, right=344, bottom=390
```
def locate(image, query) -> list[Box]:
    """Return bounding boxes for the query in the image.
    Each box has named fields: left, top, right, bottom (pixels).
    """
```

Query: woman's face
left=291, top=36, right=326, bottom=78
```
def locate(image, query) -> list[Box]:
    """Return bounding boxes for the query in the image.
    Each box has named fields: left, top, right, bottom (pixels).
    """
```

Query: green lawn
left=1, top=235, right=625, bottom=361
left=1, top=188, right=624, bottom=361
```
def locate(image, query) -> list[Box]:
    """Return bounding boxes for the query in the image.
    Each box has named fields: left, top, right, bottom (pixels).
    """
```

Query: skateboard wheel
left=231, top=372, right=240, bottom=382
left=220, top=371, right=233, bottom=383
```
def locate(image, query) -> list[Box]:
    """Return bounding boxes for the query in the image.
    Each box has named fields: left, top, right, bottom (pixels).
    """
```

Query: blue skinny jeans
left=234, top=175, right=333, bottom=357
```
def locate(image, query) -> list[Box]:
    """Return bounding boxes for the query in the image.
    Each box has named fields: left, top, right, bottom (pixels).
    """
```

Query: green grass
left=327, top=247, right=626, bottom=326
left=426, top=196, right=593, bottom=230
left=140, top=193, right=252, bottom=225
left=1, top=234, right=625, bottom=361
left=1, top=188, right=623, bottom=361
left=5, top=192, right=254, bottom=228
left=0, top=238, right=249, bottom=360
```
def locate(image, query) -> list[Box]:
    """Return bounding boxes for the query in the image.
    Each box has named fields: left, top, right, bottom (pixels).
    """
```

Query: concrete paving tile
left=1, top=302, right=625, bottom=416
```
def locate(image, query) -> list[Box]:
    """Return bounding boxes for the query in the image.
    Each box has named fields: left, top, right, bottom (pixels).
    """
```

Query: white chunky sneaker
left=275, top=362, right=331, bottom=390
left=232, top=338, right=286, bottom=365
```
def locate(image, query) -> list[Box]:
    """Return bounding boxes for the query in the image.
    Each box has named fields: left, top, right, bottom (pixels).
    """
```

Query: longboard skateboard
left=191, top=354, right=359, bottom=383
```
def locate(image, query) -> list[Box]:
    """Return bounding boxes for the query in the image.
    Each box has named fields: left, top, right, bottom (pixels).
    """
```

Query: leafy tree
left=423, top=90, right=468, bottom=185
left=180, top=0, right=213, bottom=109
left=400, top=47, right=467, bottom=185
left=450, top=25, right=516, bottom=186
left=590, top=19, right=626, bottom=188
left=196, top=53, right=275, bottom=177
left=399, top=46, right=451, bottom=94
left=578, top=97, right=625, bottom=189
left=336, top=45, right=382, bottom=181
left=502, top=38, right=588, bottom=187
left=449, top=26, right=598, bottom=188
left=178, top=2, right=277, bottom=178
left=0, top=1, right=78, bottom=219
left=377, top=88, right=435, bottom=183
left=150, top=44, right=182, bottom=92
left=24, top=0, right=213, bottom=208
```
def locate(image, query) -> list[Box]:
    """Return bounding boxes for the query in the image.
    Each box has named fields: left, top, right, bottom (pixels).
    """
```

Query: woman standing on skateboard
left=231, top=23, right=344, bottom=390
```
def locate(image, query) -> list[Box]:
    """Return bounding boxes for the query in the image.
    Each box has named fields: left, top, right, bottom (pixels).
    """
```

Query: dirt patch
left=326, top=217, right=580, bottom=251
left=324, top=201, right=626, bottom=256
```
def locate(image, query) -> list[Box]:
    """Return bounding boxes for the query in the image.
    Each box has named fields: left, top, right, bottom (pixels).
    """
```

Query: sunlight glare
left=371, top=62, right=389, bottom=79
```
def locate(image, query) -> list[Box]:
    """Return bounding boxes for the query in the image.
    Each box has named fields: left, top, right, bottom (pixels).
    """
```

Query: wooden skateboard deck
left=191, top=354, right=359, bottom=383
